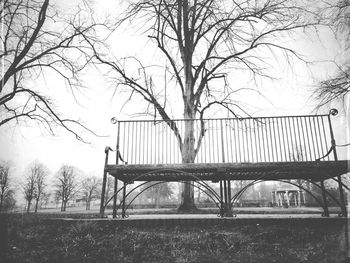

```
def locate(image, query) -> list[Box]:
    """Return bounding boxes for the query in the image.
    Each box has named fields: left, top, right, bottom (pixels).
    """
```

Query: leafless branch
left=0, top=0, right=106, bottom=142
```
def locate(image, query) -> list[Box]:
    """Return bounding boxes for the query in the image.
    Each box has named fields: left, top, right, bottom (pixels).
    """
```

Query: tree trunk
left=177, top=2, right=197, bottom=212
left=86, top=198, right=91, bottom=210
left=0, top=194, right=3, bottom=213
left=34, top=198, right=39, bottom=213
left=61, top=199, right=67, bottom=212
left=178, top=101, right=197, bottom=211
left=26, top=200, right=31, bottom=213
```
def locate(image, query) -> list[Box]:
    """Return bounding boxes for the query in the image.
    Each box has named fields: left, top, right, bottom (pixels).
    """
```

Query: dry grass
left=0, top=213, right=347, bottom=263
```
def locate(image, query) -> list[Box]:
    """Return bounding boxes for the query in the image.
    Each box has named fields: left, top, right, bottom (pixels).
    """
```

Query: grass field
left=34, top=205, right=339, bottom=215
left=0, top=211, right=348, bottom=263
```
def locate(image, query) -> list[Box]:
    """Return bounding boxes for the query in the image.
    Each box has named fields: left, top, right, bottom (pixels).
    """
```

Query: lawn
left=0, top=212, right=348, bottom=263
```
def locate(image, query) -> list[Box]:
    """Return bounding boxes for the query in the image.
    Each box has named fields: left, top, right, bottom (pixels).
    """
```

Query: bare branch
left=0, top=0, right=104, bottom=141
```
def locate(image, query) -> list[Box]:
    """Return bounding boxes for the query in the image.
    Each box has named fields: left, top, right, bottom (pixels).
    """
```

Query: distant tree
left=23, top=169, right=37, bottom=213
left=55, top=165, right=79, bottom=212
left=0, top=0, right=99, bottom=140
left=141, top=182, right=173, bottom=208
left=0, top=163, right=16, bottom=213
left=54, top=191, right=61, bottom=208
left=81, top=176, right=101, bottom=210
left=23, top=161, right=49, bottom=213
left=315, top=65, right=350, bottom=107
left=40, top=192, right=51, bottom=209
left=257, top=182, right=272, bottom=201
left=32, top=162, right=49, bottom=212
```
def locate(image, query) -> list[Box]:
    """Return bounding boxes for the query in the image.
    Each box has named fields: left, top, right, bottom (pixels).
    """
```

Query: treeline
left=1, top=160, right=349, bottom=213
left=0, top=161, right=101, bottom=213
left=0, top=161, right=177, bottom=213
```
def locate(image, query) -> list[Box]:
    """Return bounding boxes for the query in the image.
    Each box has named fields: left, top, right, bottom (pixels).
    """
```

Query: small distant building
left=271, top=189, right=305, bottom=208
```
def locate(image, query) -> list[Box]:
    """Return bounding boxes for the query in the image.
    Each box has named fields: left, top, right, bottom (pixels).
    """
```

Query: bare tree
left=39, top=192, right=51, bottom=209
left=23, top=170, right=36, bottom=213
left=23, top=161, right=49, bottom=213
left=87, top=0, right=320, bottom=210
left=0, top=163, right=15, bottom=213
left=33, top=162, right=49, bottom=212
left=314, top=1, right=350, bottom=107
left=54, top=190, right=61, bottom=208
left=55, top=165, right=79, bottom=212
left=81, top=176, right=101, bottom=210
left=0, top=0, right=100, bottom=140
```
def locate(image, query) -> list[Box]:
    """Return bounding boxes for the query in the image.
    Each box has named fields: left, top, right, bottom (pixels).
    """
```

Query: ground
left=0, top=208, right=349, bottom=262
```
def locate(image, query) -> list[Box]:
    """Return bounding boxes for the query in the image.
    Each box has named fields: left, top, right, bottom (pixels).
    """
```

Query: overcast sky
left=0, top=0, right=349, bottom=188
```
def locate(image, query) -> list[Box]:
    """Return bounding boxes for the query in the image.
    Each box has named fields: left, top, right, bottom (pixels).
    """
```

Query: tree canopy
left=0, top=0, right=99, bottom=140
left=314, top=0, right=350, bottom=108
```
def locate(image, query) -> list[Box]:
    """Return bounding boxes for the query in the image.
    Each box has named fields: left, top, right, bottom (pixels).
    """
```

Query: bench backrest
left=114, top=112, right=337, bottom=165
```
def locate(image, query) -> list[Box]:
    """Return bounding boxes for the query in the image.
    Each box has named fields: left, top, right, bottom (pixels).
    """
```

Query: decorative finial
left=329, top=109, right=338, bottom=116
left=111, top=117, right=118, bottom=124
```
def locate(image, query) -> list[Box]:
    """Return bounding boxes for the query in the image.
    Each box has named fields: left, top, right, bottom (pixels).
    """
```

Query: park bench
left=100, top=109, right=349, bottom=218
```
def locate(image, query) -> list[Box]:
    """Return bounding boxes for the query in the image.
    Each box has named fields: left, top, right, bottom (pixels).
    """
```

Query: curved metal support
left=185, top=181, right=221, bottom=205
left=116, top=181, right=157, bottom=213
left=196, top=180, right=221, bottom=201
left=231, top=179, right=330, bottom=217
left=122, top=181, right=150, bottom=204
left=302, top=179, right=343, bottom=210
left=112, top=178, right=221, bottom=211
left=329, top=177, right=349, bottom=217
left=102, top=168, right=193, bottom=211
left=235, top=178, right=343, bottom=211
left=104, top=168, right=222, bottom=208
left=331, top=177, right=350, bottom=192
left=231, top=179, right=261, bottom=204
left=279, top=180, right=326, bottom=212
left=123, top=181, right=221, bottom=214
left=103, top=167, right=347, bottom=218
left=113, top=169, right=231, bottom=219
left=230, top=173, right=272, bottom=205
left=102, top=183, right=126, bottom=211
left=104, top=169, right=223, bottom=218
